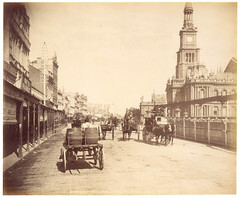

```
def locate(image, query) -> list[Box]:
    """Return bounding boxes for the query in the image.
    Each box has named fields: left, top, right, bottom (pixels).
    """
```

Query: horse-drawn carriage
left=100, top=120, right=114, bottom=140
left=142, top=116, right=175, bottom=146
left=122, top=115, right=140, bottom=141
left=60, top=127, right=104, bottom=172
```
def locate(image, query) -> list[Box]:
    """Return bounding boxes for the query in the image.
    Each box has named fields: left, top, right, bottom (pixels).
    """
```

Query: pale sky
left=24, top=2, right=237, bottom=115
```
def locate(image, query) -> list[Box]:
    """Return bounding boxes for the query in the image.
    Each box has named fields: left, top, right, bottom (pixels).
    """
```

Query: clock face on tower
left=186, top=36, right=193, bottom=43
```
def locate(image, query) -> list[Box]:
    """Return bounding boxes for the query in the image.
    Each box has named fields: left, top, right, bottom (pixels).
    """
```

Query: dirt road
left=3, top=126, right=236, bottom=195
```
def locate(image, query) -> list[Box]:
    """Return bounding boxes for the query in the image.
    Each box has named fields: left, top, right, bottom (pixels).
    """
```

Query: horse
left=168, top=123, right=175, bottom=145
left=122, top=119, right=138, bottom=141
left=152, top=124, right=172, bottom=146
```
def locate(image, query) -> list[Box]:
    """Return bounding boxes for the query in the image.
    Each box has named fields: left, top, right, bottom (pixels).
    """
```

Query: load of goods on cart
left=60, top=116, right=104, bottom=172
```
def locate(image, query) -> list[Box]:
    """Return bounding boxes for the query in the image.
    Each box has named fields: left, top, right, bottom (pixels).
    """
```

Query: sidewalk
left=3, top=125, right=67, bottom=173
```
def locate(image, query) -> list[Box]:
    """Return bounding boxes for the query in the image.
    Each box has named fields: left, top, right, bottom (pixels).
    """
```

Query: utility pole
left=41, top=42, right=49, bottom=106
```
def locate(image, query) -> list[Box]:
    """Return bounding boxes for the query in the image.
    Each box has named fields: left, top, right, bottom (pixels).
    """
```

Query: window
left=213, top=106, right=219, bottom=116
left=199, top=89, right=205, bottom=99
left=203, top=106, right=207, bottom=117
left=185, top=53, right=194, bottom=62
left=222, top=90, right=227, bottom=96
left=231, top=90, right=236, bottom=95
left=214, top=89, right=218, bottom=96
left=222, top=107, right=227, bottom=117
left=231, top=107, right=236, bottom=117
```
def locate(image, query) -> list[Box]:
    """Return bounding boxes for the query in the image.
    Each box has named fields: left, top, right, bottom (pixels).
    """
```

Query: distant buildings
left=29, top=43, right=59, bottom=110
left=140, top=93, right=166, bottom=122
left=165, top=3, right=237, bottom=118
left=88, top=103, right=112, bottom=118
left=57, top=91, right=88, bottom=121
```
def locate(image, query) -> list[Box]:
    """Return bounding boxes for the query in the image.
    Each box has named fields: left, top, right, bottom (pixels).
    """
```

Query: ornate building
left=3, top=3, right=38, bottom=158
left=166, top=3, right=237, bottom=118
left=140, top=93, right=166, bottom=122
left=29, top=43, right=59, bottom=110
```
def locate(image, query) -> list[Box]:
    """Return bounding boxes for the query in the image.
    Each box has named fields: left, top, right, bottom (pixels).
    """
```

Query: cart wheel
left=63, top=150, right=67, bottom=172
left=99, top=148, right=104, bottom=170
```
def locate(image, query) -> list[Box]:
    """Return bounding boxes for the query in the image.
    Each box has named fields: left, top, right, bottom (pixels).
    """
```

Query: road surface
left=3, top=125, right=236, bottom=195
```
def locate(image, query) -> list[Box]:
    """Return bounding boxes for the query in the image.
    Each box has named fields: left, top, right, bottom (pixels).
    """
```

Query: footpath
left=3, top=125, right=68, bottom=173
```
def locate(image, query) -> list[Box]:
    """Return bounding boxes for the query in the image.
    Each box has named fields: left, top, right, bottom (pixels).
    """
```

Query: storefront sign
left=3, top=98, right=17, bottom=123
left=3, top=81, right=24, bottom=101
left=21, top=75, right=31, bottom=93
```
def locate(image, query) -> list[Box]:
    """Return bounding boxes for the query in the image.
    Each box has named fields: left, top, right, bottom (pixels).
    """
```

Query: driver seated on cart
left=81, top=116, right=102, bottom=139
left=80, top=116, right=101, bottom=158
left=81, top=116, right=93, bottom=131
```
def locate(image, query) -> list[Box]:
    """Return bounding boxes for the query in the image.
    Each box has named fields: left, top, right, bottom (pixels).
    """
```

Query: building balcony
left=9, top=17, right=31, bottom=50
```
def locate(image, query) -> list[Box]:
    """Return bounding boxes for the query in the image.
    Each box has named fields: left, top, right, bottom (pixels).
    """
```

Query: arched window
left=203, top=105, right=207, bottom=117
left=231, top=90, right=236, bottom=95
left=199, top=89, right=205, bottom=99
left=213, top=106, right=219, bottom=116
left=214, top=89, right=218, bottom=96
left=222, top=90, right=227, bottom=96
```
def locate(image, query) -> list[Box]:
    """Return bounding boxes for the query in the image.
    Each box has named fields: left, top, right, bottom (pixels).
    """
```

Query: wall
left=172, top=117, right=236, bottom=149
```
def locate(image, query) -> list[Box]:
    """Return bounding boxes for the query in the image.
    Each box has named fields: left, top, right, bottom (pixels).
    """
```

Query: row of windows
left=213, top=89, right=235, bottom=96
left=198, top=89, right=236, bottom=99
left=186, top=53, right=194, bottom=62
left=196, top=106, right=236, bottom=117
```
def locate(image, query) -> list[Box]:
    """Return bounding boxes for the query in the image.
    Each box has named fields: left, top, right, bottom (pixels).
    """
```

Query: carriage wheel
left=99, top=148, right=104, bottom=170
left=63, top=150, right=67, bottom=172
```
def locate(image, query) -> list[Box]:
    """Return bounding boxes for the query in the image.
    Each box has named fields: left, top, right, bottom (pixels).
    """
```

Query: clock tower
left=176, top=2, right=200, bottom=79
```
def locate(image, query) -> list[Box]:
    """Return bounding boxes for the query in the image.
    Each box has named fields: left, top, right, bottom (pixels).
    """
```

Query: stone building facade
left=29, top=46, right=59, bottom=110
left=165, top=3, right=237, bottom=118
left=3, top=3, right=38, bottom=158
left=140, top=93, right=167, bottom=122
left=3, top=3, right=31, bottom=89
left=3, top=4, right=64, bottom=160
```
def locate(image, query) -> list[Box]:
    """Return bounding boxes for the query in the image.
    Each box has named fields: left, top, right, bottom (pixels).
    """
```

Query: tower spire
left=183, top=2, right=194, bottom=29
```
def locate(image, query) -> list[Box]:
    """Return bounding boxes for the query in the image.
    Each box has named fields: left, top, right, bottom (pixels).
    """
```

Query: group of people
left=71, top=115, right=102, bottom=134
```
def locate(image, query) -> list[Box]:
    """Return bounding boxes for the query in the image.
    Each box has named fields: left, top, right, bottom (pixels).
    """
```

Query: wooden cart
left=60, top=128, right=104, bottom=172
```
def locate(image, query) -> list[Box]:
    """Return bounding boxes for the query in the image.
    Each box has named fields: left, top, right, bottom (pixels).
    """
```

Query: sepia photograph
left=2, top=0, right=238, bottom=195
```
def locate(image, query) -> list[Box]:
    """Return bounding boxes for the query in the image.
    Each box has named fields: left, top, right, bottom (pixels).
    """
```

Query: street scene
left=3, top=124, right=236, bottom=195
left=2, top=1, right=237, bottom=196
